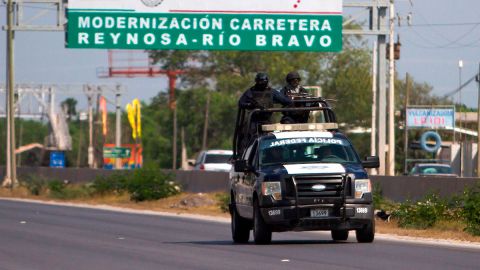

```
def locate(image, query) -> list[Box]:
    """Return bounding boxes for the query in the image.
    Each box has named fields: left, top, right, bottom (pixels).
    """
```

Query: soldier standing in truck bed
left=237, top=72, right=291, bottom=153
left=280, top=71, right=311, bottom=124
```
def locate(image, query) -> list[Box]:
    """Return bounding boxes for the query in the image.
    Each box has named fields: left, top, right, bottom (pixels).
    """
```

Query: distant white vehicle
left=190, top=149, right=233, bottom=172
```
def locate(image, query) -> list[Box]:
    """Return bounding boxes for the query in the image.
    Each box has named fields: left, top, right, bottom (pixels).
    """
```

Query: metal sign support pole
left=3, top=0, right=17, bottom=187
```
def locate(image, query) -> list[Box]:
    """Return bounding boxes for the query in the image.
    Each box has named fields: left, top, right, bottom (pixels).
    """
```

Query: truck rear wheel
left=356, top=221, right=375, bottom=243
left=331, top=230, right=349, bottom=241
left=253, top=201, right=272, bottom=245
left=231, top=204, right=250, bottom=243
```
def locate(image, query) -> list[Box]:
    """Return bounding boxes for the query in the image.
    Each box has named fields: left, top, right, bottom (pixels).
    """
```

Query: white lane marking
left=117, top=237, right=125, bottom=240
left=20, top=221, right=27, bottom=224
left=281, top=259, right=290, bottom=262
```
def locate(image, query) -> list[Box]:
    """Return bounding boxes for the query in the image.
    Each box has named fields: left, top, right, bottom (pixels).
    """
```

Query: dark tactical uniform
left=280, top=71, right=311, bottom=124
left=237, top=73, right=291, bottom=153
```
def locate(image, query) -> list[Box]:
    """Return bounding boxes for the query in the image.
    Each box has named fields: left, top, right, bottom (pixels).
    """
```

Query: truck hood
left=261, top=163, right=368, bottom=179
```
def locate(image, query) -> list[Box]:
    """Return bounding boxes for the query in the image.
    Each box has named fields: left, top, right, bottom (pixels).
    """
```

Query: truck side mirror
left=362, top=156, right=380, bottom=169
left=234, top=160, right=247, bottom=172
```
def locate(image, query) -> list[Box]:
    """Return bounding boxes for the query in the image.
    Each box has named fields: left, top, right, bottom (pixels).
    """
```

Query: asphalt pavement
left=0, top=199, right=478, bottom=270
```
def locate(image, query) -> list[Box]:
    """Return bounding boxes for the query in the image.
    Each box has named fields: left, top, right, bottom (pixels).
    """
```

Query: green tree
left=61, top=98, right=78, bottom=121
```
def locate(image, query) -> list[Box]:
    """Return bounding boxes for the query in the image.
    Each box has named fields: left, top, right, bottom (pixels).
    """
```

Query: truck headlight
left=262, top=182, right=282, bottom=200
left=355, top=179, right=371, bottom=199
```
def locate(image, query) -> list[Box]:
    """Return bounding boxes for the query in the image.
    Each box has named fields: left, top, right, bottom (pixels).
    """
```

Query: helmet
left=255, top=72, right=269, bottom=83
left=286, top=71, right=301, bottom=82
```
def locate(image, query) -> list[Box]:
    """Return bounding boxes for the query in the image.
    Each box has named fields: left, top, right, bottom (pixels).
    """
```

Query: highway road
left=0, top=199, right=478, bottom=270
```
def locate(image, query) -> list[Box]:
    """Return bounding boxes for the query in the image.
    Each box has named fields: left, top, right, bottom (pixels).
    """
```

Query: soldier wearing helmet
left=237, top=72, right=292, bottom=153
left=281, top=71, right=308, bottom=96
left=239, top=72, right=291, bottom=112
left=280, top=71, right=310, bottom=123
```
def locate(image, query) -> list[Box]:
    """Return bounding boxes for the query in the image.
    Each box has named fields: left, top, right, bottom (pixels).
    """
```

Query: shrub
left=392, top=193, right=446, bottom=229
left=372, top=182, right=387, bottom=209
left=371, top=183, right=398, bottom=213
left=216, top=193, right=230, bottom=213
left=20, top=175, right=48, bottom=196
left=46, top=180, right=93, bottom=200
left=92, top=173, right=128, bottom=195
left=48, top=180, right=67, bottom=199
left=460, top=185, right=480, bottom=236
left=126, top=166, right=180, bottom=202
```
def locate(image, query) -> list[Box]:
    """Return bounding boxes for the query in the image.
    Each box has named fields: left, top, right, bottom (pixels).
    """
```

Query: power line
left=406, top=22, right=480, bottom=27
left=443, top=74, right=477, bottom=98
left=410, top=10, right=480, bottom=47
left=403, top=23, right=480, bottom=49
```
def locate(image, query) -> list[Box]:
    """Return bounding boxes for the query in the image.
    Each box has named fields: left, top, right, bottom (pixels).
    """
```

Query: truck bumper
left=260, top=203, right=373, bottom=232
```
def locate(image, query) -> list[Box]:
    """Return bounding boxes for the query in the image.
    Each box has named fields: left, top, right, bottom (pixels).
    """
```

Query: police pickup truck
left=229, top=102, right=379, bottom=244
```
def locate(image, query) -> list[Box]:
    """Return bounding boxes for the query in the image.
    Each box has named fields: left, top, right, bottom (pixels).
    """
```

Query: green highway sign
left=66, top=0, right=343, bottom=52
left=103, top=147, right=131, bottom=158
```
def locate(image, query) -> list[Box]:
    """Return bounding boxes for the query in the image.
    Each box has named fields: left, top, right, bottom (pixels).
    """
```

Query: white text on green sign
left=66, top=0, right=342, bottom=52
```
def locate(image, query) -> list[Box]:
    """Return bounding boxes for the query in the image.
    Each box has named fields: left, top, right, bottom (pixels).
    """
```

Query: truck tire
left=253, top=200, right=272, bottom=245
left=231, top=204, right=250, bottom=243
left=331, top=230, right=349, bottom=241
left=356, top=221, right=375, bottom=243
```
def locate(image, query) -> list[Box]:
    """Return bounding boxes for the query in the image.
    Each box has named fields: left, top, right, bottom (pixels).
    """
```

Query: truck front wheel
left=356, top=221, right=375, bottom=243
left=253, top=201, right=272, bottom=245
left=231, top=203, right=250, bottom=243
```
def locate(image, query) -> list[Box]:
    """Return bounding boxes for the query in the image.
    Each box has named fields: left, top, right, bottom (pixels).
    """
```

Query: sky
left=1, top=0, right=480, bottom=114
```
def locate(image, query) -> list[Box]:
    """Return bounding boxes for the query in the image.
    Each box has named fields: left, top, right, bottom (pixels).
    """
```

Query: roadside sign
left=66, top=0, right=342, bottom=52
left=103, top=147, right=132, bottom=158
left=406, top=107, right=455, bottom=130
left=50, top=151, right=66, bottom=168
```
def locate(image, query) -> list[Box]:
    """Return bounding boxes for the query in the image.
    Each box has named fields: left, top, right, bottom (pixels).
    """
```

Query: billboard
left=103, top=144, right=142, bottom=169
left=406, top=107, right=455, bottom=130
left=66, top=0, right=342, bottom=51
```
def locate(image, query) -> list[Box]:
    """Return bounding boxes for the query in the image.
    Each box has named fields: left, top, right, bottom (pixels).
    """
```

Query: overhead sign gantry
left=66, top=0, right=343, bottom=51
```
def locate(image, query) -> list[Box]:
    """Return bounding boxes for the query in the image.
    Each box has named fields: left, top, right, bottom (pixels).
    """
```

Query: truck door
left=236, top=142, right=258, bottom=218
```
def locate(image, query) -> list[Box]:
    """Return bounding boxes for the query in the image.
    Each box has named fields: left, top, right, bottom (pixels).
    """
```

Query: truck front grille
left=292, top=174, right=348, bottom=198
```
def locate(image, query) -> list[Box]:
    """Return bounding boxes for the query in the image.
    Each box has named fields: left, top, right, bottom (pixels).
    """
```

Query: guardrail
left=1, top=166, right=479, bottom=202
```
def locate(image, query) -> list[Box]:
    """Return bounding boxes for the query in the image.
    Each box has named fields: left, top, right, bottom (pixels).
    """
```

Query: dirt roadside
left=1, top=189, right=479, bottom=244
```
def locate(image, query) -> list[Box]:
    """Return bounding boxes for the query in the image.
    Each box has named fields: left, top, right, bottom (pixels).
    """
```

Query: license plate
left=310, top=208, right=329, bottom=218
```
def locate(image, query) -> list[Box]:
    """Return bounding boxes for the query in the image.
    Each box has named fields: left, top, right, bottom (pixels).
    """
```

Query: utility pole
left=458, top=60, right=463, bottom=177
left=404, top=73, right=410, bottom=175
left=115, top=85, right=122, bottom=169
left=202, top=92, right=211, bottom=150
left=3, top=0, right=17, bottom=187
left=377, top=6, right=388, bottom=175
left=477, top=64, right=480, bottom=177
left=86, top=86, right=94, bottom=168
left=172, top=104, right=177, bottom=170
left=370, top=41, right=378, bottom=175
left=387, top=0, right=396, bottom=176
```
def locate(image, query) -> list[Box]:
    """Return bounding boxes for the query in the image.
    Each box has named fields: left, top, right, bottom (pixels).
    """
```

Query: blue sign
left=406, top=108, right=455, bottom=130
left=50, top=151, right=66, bottom=168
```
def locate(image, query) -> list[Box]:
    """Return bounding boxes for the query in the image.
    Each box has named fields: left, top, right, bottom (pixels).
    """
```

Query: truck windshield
left=259, top=137, right=360, bottom=166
